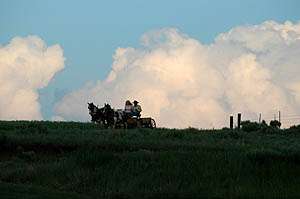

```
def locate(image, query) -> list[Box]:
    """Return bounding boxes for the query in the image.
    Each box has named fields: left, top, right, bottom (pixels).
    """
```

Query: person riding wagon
left=124, top=100, right=142, bottom=118
left=124, top=100, right=133, bottom=118
left=132, top=100, right=142, bottom=118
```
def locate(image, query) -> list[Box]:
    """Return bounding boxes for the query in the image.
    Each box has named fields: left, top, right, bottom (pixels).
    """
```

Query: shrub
left=269, top=120, right=281, bottom=128
left=240, top=120, right=261, bottom=132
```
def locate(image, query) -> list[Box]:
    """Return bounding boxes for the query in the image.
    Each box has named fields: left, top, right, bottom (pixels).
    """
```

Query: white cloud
left=54, top=21, right=300, bottom=128
left=0, top=36, right=65, bottom=120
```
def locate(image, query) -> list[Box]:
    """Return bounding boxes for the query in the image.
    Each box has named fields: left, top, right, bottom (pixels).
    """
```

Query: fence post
left=237, top=113, right=241, bottom=129
left=230, top=116, right=234, bottom=129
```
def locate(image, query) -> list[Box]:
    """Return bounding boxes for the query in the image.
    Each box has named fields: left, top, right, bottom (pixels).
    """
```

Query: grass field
left=0, top=121, right=300, bottom=198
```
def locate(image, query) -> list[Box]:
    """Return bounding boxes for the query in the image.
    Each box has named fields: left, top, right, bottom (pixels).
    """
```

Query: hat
left=133, top=100, right=139, bottom=104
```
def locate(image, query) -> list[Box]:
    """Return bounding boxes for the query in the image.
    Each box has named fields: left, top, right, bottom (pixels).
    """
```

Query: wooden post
left=278, top=111, right=281, bottom=123
left=259, top=113, right=261, bottom=123
left=230, top=116, right=234, bottom=129
left=237, top=113, right=241, bottom=129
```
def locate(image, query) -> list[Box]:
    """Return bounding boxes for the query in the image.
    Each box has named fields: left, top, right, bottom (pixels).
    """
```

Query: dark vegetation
left=1, top=121, right=300, bottom=198
left=240, top=119, right=281, bottom=133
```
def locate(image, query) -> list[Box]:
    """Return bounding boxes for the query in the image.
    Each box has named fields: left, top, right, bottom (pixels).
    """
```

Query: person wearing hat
left=132, top=100, right=142, bottom=118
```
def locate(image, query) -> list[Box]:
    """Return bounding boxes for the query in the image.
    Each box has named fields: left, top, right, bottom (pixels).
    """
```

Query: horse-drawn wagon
left=88, top=102, right=156, bottom=129
left=126, top=117, right=156, bottom=128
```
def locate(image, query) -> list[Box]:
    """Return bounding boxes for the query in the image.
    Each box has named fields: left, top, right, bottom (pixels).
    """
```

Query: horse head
left=88, top=102, right=103, bottom=123
left=88, top=102, right=94, bottom=110
left=104, top=103, right=112, bottom=110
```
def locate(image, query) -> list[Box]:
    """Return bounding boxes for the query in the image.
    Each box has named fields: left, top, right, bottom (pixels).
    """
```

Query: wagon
left=88, top=102, right=156, bottom=129
left=126, top=117, right=156, bottom=129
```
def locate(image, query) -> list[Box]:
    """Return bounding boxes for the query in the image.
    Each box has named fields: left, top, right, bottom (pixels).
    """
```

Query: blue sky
left=1, top=0, right=300, bottom=119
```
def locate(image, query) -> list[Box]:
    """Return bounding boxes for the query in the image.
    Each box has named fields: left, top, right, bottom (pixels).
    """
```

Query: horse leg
left=113, top=117, right=117, bottom=129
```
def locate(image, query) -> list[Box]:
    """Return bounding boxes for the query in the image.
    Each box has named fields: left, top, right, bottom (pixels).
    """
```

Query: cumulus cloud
left=0, top=36, right=64, bottom=120
left=54, top=21, right=300, bottom=128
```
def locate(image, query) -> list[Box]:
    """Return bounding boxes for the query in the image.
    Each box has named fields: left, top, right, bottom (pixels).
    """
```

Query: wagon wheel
left=150, top=118, right=156, bottom=129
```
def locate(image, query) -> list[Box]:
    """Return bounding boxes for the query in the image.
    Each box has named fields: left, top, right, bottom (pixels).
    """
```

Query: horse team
left=88, top=102, right=156, bottom=129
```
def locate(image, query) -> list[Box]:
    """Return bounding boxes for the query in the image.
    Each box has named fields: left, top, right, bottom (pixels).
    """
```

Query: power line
left=280, top=117, right=300, bottom=121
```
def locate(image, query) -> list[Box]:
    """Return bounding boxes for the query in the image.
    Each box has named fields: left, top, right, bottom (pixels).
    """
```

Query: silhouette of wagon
left=126, top=117, right=156, bottom=129
left=88, top=102, right=156, bottom=129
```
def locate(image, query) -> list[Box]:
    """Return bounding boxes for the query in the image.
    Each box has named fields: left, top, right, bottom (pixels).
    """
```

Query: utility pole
left=230, top=115, right=234, bottom=129
left=237, top=113, right=241, bottom=129
left=278, top=111, right=281, bottom=122
left=259, top=113, right=261, bottom=123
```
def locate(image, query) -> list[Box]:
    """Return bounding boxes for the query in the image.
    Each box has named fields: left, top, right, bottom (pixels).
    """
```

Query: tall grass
left=1, top=121, right=300, bottom=198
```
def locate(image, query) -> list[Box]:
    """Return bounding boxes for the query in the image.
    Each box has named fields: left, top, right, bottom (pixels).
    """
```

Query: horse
left=87, top=102, right=105, bottom=125
left=102, top=103, right=127, bottom=128
left=88, top=102, right=126, bottom=128
left=101, top=103, right=115, bottom=128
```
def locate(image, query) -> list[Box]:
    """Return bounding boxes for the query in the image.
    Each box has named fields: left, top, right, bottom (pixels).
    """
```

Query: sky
left=1, top=0, right=300, bottom=128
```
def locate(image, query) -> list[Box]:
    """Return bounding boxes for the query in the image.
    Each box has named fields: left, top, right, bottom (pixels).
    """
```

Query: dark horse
left=88, top=102, right=105, bottom=124
left=88, top=102, right=126, bottom=128
left=102, top=103, right=116, bottom=128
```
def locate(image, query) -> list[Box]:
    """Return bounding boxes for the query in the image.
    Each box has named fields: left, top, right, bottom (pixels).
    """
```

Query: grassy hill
left=0, top=121, right=300, bottom=198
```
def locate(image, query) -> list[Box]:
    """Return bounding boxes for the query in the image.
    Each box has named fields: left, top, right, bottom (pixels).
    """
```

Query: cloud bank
left=54, top=21, right=300, bottom=128
left=0, top=36, right=64, bottom=120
